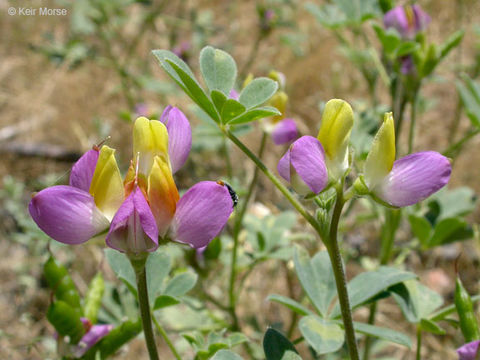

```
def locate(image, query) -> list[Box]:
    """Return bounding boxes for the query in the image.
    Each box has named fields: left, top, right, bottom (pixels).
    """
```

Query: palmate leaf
left=200, top=46, right=237, bottom=96
left=152, top=50, right=219, bottom=122
left=238, top=78, right=278, bottom=109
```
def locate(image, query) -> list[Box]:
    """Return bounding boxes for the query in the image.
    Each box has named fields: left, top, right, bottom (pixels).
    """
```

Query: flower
left=73, top=319, right=113, bottom=358
left=272, top=118, right=298, bottom=145
left=457, top=340, right=480, bottom=360
left=362, top=112, right=451, bottom=207
left=29, top=107, right=234, bottom=252
left=384, top=4, right=431, bottom=39
left=317, top=99, right=354, bottom=180
left=278, top=136, right=328, bottom=195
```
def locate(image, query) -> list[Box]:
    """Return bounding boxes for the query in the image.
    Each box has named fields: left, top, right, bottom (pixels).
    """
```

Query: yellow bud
left=133, top=117, right=169, bottom=176
left=268, top=91, right=288, bottom=123
left=364, top=112, right=396, bottom=188
left=89, top=146, right=124, bottom=221
left=317, top=99, right=354, bottom=179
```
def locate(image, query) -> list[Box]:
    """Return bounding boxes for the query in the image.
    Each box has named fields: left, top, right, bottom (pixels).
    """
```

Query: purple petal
left=457, top=340, right=480, bottom=360
left=29, top=186, right=109, bottom=244
left=135, top=103, right=149, bottom=117
left=73, top=324, right=114, bottom=357
left=171, top=181, right=233, bottom=248
left=384, top=6, right=409, bottom=36
left=377, top=151, right=451, bottom=207
left=69, top=149, right=99, bottom=192
left=412, top=4, right=431, bottom=33
left=401, top=55, right=415, bottom=75
left=272, top=118, right=299, bottom=145
left=278, top=136, right=328, bottom=194
left=160, top=106, right=192, bottom=174
left=106, top=187, right=159, bottom=253
left=277, top=147, right=292, bottom=182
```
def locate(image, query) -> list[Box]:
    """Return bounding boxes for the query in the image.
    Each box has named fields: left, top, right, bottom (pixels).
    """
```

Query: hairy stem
left=131, top=256, right=159, bottom=360
left=228, top=131, right=267, bottom=329
left=325, top=186, right=359, bottom=360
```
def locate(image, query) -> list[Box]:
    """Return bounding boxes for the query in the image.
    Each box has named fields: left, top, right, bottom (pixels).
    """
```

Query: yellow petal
left=133, top=117, right=169, bottom=176
left=364, top=112, right=396, bottom=188
left=147, top=156, right=179, bottom=236
left=317, top=99, right=354, bottom=179
left=268, top=91, right=288, bottom=123
left=89, top=145, right=124, bottom=221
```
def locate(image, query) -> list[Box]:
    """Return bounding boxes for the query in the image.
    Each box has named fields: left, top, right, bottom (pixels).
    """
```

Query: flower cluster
left=278, top=99, right=451, bottom=207
left=29, top=107, right=234, bottom=253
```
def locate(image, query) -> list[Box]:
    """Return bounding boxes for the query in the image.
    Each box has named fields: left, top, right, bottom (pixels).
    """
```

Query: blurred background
left=1, top=0, right=480, bottom=359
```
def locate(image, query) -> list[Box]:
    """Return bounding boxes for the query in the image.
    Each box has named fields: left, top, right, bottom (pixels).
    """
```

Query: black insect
left=217, top=180, right=238, bottom=208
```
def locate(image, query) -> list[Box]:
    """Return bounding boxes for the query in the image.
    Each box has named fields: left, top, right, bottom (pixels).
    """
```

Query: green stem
left=225, top=130, right=358, bottom=358
left=408, top=96, right=417, bottom=154
left=224, top=129, right=322, bottom=235
left=325, top=186, right=359, bottom=360
left=131, top=256, right=159, bottom=360
left=222, top=136, right=233, bottom=179
left=363, top=209, right=401, bottom=359
left=152, top=316, right=181, bottom=360
left=228, top=131, right=267, bottom=329
left=416, top=326, right=422, bottom=360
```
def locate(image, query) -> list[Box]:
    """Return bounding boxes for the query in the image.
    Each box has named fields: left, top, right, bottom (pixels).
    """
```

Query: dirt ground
left=1, top=0, right=480, bottom=359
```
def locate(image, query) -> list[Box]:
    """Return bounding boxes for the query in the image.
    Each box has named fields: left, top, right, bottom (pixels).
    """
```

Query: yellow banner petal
left=133, top=117, right=169, bottom=176
left=364, top=112, right=396, bottom=188
left=89, top=145, right=124, bottom=221
left=317, top=99, right=354, bottom=179
left=147, top=156, right=179, bottom=236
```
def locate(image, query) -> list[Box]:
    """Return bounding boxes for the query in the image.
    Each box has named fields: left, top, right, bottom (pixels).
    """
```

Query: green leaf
left=457, top=77, right=480, bottom=127
left=432, top=186, right=477, bottom=220
left=211, top=350, right=244, bottom=360
left=221, top=99, right=246, bottom=123
left=408, top=215, right=432, bottom=247
left=429, top=217, right=472, bottom=247
left=104, top=249, right=136, bottom=294
left=263, top=327, right=299, bottom=360
left=331, top=267, right=416, bottom=318
left=99, top=320, right=142, bottom=359
left=146, top=252, right=171, bottom=304
left=211, top=90, right=228, bottom=113
left=152, top=50, right=219, bottom=122
left=238, top=78, right=278, bottom=109
left=47, top=301, right=85, bottom=344
left=267, top=294, right=314, bottom=316
left=227, top=106, right=280, bottom=125
left=293, top=248, right=336, bottom=317
left=420, top=318, right=446, bottom=335
left=199, top=46, right=237, bottom=95
left=352, top=322, right=412, bottom=348
left=396, top=42, right=419, bottom=57
left=153, top=295, right=180, bottom=310
left=439, top=30, right=464, bottom=60
left=164, top=271, right=198, bottom=297
left=299, top=315, right=344, bottom=355
left=280, top=351, right=302, bottom=360
left=390, top=280, right=443, bottom=323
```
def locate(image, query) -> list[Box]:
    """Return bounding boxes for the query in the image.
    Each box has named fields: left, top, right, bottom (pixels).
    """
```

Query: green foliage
left=263, top=327, right=300, bottom=360
left=84, top=273, right=105, bottom=324
left=182, top=330, right=248, bottom=359
left=153, top=47, right=281, bottom=125
left=47, top=301, right=85, bottom=345
left=409, top=187, right=476, bottom=249
left=455, top=276, right=480, bottom=342
left=457, top=74, right=480, bottom=128
left=299, top=315, right=345, bottom=355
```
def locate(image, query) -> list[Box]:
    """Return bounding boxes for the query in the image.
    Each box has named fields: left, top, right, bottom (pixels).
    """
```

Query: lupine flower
left=457, top=340, right=480, bottom=360
left=317, top=99, right=354, bottom=180
left=278, top=136, right=328, bottom=195
left=384, top=4, right=431, bottom=39
left=29, top=107, right=234, bottom=252
left=272, top=118, right=298, bottom=145
left=362, top=112, right=451, bottom=207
